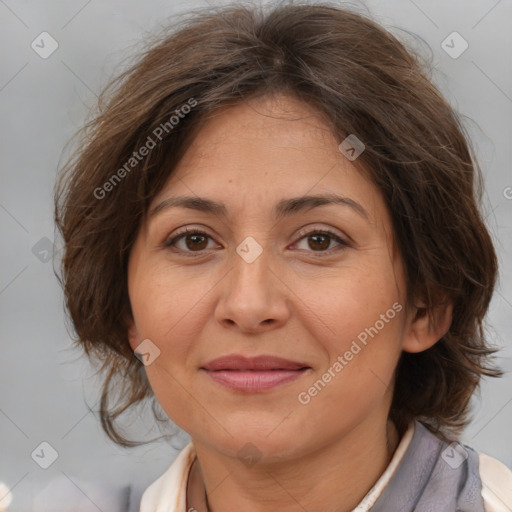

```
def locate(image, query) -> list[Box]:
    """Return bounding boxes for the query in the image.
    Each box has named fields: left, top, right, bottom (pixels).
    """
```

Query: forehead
left=180, top=94, right=337, bottom=165
left=151, top=94, right=384, bottom=225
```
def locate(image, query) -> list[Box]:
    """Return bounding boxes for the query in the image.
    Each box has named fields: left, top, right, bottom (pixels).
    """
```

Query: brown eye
left=293, top=229, right=350, bottom=254
left=185, top=233, right=208, bottom=250
left=307, top=233, right=331, bottom=251
left=165, top=229, right=215, bottom=253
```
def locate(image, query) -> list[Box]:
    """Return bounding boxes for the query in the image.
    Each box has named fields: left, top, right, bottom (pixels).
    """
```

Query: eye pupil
left=309, top=234, right=330, bottom=251
left=186, top=234, right=208, bottom=250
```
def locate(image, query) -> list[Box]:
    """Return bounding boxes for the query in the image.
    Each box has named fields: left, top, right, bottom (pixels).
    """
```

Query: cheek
left=294, top=264, right=405, bottom=396
left=295, top=261, right=403, bottom=348
left=129, top=274, right=201, bottom=426
left=130, top=262, right=206, bottom=340
left=143, top=362, right=203, bottom=434
left=128, top=265, right=209, bottom=399
left=298, top=311, right=404, bottom=433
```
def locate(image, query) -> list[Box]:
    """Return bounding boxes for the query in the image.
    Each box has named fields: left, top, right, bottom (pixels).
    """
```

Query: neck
left=187, top=416, right=401, bottom=512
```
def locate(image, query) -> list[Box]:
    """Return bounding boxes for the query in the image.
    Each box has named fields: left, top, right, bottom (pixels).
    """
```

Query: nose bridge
left=230, top=234, right=273, bottom=301
left=215, top=234, right=288, bottom=331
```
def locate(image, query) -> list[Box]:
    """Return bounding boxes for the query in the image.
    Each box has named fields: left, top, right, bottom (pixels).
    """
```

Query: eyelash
left=163, top=227, right=351, bottom=257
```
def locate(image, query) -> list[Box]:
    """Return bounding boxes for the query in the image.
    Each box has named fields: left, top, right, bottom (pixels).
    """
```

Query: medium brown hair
left=54, top=0, right=501, bottom=447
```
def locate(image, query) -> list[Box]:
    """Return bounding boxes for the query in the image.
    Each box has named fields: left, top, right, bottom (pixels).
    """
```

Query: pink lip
left=200, top=355, right=311, bottom=392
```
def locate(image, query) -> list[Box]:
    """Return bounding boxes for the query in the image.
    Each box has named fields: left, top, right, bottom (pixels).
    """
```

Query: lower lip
left=201, top=369, right=309, bottom=392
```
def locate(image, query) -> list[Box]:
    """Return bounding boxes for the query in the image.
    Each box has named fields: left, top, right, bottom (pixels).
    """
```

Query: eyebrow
left=149, top=193, right=369, bottom=221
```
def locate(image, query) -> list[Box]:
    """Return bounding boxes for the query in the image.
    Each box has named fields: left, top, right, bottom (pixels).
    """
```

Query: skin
left=127, top=93, right=452, bottom=512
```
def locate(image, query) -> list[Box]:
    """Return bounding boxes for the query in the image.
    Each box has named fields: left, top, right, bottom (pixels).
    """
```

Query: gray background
left=1, top=0, right=511, bottom=510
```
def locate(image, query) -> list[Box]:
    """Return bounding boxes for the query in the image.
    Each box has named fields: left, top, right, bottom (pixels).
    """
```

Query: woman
left=54, top=2, right=512, bottom=511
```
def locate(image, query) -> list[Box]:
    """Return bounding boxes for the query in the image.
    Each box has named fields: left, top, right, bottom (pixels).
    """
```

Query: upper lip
left=201, top=355, right=310, bottom=371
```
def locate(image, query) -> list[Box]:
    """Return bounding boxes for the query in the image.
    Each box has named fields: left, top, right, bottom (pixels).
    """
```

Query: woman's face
left=127, top=93, right=419, bottom=462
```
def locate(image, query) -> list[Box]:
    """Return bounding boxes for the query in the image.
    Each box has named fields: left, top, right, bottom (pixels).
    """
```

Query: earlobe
left=402, top=300, right=453, bottom=354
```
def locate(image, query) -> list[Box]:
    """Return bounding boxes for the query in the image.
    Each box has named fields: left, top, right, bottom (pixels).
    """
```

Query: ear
left=126, top=317, right=140, bottom=351
left=402, top=297, right=453, bottom=354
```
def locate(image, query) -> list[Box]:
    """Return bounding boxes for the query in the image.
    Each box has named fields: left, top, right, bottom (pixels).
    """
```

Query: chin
left=198, top=419, right=312, bottom=464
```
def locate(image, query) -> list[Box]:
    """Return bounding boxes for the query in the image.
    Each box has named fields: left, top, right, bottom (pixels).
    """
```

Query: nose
left=214, top=241, right=290, bottom=334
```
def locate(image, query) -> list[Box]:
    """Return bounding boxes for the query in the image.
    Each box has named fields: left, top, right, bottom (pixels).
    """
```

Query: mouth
left=200, top=354, right=312, bottom=392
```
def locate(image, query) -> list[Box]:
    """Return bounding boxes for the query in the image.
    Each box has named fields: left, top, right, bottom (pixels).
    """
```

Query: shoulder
left=478, top=451, right=512, bottom=512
